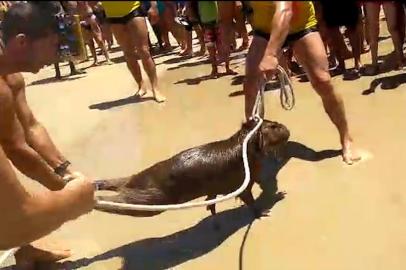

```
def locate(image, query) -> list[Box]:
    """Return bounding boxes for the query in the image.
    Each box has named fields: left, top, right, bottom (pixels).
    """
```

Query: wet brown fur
left=95, top=119, right=290, bottom=218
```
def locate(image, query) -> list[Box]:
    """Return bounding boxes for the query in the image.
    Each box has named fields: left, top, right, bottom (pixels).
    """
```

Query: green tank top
left=157, top=1, right=165, bottom=15
left=198, top=1, right=218, bottom=24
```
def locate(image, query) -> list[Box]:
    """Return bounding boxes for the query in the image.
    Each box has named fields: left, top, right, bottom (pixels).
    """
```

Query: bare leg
left=347, top=23, right=363, bottom=71
left=383, top=2, right=405, bottom=69
left=15, top=240, right=71, bottom=270
left=365, top=2, right=380, bottom=73
left=69, top=61, right=86, bottom=76
left=244, top=35, right=268, bottom=120
left=194, top=25, right=206, bottom=55
left=359, top=5, right=370, bottom=53
left=164, top=2, right=186, bottom=50
left=327, top=27, right=347, bottom=72
left=181, top=29, right=195, bottom=57
left=111, top=24, right=146, bottom=96
left=235, top=4, right=249, bottom=50
left=102, top=23, right=114, bottom=50
left=54, top=62, right=61, bottom=79
left=207, top=42, right=219, bottom=78
left=293, top=32, right=361, bottom=165
left=89, top=17, right=112, bottom=64
left=158, top=16, right=172, bottom=50
left=88, top=39, right=99, bottom=66
left=127, top=17, right=166, bottom=102
left=218, top=1, right=234, bottom=64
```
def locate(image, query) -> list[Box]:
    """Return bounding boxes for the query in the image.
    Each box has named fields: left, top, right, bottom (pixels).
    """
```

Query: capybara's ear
left=258, top=121, right=280, bottom=154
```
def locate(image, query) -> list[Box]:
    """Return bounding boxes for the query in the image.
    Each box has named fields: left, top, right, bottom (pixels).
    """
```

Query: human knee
left=123, top=48, right=137, bottom=59
left=137, top=45, right=152, bottom=59
left=310, top=71, right=333, bottom=96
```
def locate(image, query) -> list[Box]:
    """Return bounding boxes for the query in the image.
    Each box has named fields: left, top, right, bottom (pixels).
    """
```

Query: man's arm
left=0, top=77, right=65, bottom=190
left=259, top=1, right=293, bottom=76
left=0, top=146, right=95, bottom=249
left=13, top=69, right=70, bottom=172
left=265, top=1, right=293, bottom=56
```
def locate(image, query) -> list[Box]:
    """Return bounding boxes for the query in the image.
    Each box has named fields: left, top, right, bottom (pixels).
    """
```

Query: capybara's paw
left=274, top=191, right=287, bottom=202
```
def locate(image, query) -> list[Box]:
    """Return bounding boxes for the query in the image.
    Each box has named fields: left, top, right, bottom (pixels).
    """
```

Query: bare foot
left=70, top=69, right=86, bottom=76
left=104, top=60, right=114, bottom=65
left=91, top=62, right=100, bottom=67
left=179, top=49, right=192, bottom=57
left=134, top=81, right=147, bottom=97
left=237, top=43, right=249, bottom=52
left=196, top=48, right=206, bottom=56
left=394, top=60, right=404, bottom=71
left=342, top=139, right=362, bottom=165
left=153, top=90, right=166, bottom=103
left=210, top=68, right=219, bottom=79
left=225, top=68, right=238, bottom=75
left=362, top=44, right=370, bottom=53
left=15, top=242, right=71, bottom=270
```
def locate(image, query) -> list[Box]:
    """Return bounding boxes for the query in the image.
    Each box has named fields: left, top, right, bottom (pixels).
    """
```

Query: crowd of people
left=0, top=1, right=405, bottom=268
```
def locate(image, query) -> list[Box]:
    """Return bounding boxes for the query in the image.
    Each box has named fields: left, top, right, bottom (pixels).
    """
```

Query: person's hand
left=258, top=53, right=279, bottom=80
left=64, top=172, right=95, bottom=216
left=148, top=6, right=159, bottom=25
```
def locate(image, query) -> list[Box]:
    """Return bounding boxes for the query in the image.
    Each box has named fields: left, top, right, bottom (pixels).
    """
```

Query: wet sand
left=2, top=22, right=406, bottom=269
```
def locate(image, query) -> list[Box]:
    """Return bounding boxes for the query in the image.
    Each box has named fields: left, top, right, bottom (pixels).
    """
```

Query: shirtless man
left=244, top=1, right=361, bottom=165
left=0, top=2, right=95, bottom=268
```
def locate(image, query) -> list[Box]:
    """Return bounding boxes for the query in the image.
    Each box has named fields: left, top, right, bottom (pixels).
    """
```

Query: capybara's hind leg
left=206, top=195, right=217, bottom=216
left=239, top=190, right=263, bottom=219
left=205, top=195, right=221, bottom=231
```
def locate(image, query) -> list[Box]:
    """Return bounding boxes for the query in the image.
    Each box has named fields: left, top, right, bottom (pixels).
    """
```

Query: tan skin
left=216, top=1, right=237, bottom=74
left=182, top=2, right=205, bottom=56
left=107, top=1, right=166, bottom=102
left=244, top=1, right=361, bottom=165
left=0, top=20, right=95, bottom=268
left=364, top=2, right=405, bottom=74
left=161, top=1, right=187, bottom=53
left=315, top=2, right=363, bottom=76
left=78, top=1, right=112, bottom=66
left=216, top=1, right=249, bottom=54
left=90, top=2, right=114, bottom=50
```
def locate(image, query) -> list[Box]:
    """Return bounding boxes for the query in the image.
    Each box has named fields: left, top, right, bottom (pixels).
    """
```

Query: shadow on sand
left=89, top=95, right=156, bottom=110
left=28, top=75, right=86, bottom=86
left=362, top=73, right=406, bottom=95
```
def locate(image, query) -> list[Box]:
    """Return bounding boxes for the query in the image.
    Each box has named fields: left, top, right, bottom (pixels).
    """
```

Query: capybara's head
left=257, top=119, right=290, bottom=155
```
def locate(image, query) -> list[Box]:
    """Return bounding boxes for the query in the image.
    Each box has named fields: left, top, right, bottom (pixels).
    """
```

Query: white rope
left=0, top=248, right=18, bottom=266
left=277, top=65, right=295, bottom=110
